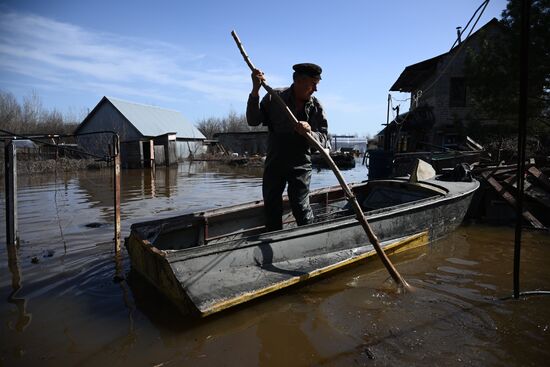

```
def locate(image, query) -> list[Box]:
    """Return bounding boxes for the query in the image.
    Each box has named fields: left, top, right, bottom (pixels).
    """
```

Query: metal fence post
left=5, top=139, right=18, bottom=247
left=113, top=135, right=121, bottom=252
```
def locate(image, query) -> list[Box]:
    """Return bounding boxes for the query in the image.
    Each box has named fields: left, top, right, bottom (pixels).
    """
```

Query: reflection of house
left=214, top=131, right=268, bottom=156
left=379, top=18, right=502, bottom=152
left=75, top=97, right=206, bottom=168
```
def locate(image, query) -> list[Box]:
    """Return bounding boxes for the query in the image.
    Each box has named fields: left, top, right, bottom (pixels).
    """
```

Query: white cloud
left=0, top=10, right=251, bottom=103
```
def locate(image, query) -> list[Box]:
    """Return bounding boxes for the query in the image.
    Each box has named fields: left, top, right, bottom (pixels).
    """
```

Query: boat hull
left=126, top=178, right=479, bottom=316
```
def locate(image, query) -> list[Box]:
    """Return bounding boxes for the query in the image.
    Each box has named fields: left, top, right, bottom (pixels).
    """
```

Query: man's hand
left=251, top=69, right=265, bottom=97
left=294, top=121, right=311, bottom=136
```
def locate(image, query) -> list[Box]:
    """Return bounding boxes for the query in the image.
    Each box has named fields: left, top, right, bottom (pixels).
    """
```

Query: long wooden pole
left=231, top=30, right=409, bottom=290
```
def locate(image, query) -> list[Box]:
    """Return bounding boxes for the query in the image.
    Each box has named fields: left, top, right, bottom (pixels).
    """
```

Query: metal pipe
left=4, top=140, right=18, bottom=247
left=385, top=94, right=391, bottom=151
left=513, top=0, right=530, bottom=300
left=113, top=135, right=121, bottom=252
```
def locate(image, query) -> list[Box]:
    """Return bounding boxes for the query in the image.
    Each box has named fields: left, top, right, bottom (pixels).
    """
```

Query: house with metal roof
left=75, top=96, right=206, bottom=168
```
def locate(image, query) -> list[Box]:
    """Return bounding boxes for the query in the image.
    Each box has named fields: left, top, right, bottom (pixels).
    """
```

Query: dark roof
left=389, top=54, right=445, bottom=92
left=390, top=18, right=501, bottom=92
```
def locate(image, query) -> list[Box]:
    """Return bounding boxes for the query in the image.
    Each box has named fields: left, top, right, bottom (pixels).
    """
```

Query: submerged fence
left=1, top=130, right=121, bottom=252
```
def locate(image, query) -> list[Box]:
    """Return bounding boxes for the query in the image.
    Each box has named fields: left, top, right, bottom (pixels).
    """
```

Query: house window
left=449, top=77, right=466, bottom=107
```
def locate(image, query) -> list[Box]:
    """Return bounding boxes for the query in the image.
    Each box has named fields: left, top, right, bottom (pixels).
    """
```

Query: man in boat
left=246, top=63, right=329, bottom=231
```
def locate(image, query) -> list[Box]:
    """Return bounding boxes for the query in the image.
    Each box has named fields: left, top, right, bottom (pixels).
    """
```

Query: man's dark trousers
left=262, top=161, right=314, bottom=231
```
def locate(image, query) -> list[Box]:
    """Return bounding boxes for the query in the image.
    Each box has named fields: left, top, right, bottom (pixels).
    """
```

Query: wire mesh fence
left=1, top=130, right=121, bottom=250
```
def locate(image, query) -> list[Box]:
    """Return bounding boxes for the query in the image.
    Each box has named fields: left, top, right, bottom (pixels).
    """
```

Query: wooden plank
left=473, top=161, right=534, bottom=175
left=527, top=166, right=550, bottom=191
left=481, top=172, right=545, bottom=229
left=503, top=174, right=518, bottom=185
left=524, top=181, right=550, bottom=210
left=507, top=170, right=550, bottom=210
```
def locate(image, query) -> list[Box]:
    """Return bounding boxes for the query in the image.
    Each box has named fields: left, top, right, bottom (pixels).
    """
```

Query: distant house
left=378, top=18, right=502, bottom=153
left=75, top=97, right=206, bottom=168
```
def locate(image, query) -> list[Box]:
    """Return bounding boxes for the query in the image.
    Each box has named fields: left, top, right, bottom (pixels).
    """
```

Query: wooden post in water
left=5, top=139, right=18, bottom=247
left=113, top=135, right=121, bottom=252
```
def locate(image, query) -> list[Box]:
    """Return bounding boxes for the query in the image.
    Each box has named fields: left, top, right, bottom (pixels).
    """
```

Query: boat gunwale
left=128, top=178, right=448, bottom=233
left=161, top=179, right=479, bottom=264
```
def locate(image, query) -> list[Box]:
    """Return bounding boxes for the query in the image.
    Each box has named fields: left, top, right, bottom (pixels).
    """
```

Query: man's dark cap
left=293, top=63, right=322, bottom=79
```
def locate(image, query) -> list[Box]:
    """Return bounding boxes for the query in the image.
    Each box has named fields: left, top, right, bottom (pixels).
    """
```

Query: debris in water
left=85, top=222, right=103, bottom=228
left=363, top=347, right=376, bottom=360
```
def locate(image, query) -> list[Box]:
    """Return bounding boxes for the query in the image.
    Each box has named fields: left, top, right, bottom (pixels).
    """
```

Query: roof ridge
left=105, top=96, right=181, bottom=113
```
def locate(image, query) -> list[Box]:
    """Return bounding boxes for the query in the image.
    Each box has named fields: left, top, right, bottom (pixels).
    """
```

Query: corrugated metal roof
left=106, top=97, right=205, bottom=139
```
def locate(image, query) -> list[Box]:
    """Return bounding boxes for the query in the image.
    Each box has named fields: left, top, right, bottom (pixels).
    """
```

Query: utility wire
left=449, top=0, right=490, bottom=51
left=419, top=0, right=490, bottom=99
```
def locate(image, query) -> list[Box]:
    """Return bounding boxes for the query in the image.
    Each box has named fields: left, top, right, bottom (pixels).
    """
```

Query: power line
left=419, top=0, right=490, bottom=99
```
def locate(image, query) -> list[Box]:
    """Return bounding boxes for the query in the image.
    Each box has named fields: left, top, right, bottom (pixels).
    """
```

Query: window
left=449, top=77, right=466, bottom=107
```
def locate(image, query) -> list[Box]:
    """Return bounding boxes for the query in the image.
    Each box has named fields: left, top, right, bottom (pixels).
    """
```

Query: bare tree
left=195, top=110, right=267, bottom=139
left=196, top=117, right=222, bottom=139
left=0, top=90, right=79, bottom=135
left=0, top=91, right=22, bottom=132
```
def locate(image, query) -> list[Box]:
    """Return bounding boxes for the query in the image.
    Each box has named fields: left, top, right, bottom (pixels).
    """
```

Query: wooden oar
left=231, top=30, right=410, bottom=290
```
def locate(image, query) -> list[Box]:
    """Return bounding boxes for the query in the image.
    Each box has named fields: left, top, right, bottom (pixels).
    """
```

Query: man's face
left=294, top=76, right=320, bottom=101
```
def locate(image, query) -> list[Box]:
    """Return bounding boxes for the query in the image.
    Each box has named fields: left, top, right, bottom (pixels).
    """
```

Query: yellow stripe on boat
left=201, top=231, right=429, bottom=316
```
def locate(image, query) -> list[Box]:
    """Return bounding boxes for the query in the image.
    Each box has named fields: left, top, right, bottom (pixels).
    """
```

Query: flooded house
left=75, top=97, right=206, bottom=168
left=369, top=18, right=502, bottom=178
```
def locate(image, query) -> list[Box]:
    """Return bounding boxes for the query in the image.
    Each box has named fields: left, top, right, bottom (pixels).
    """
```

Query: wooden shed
left=75, top=97, right=206, bottom=168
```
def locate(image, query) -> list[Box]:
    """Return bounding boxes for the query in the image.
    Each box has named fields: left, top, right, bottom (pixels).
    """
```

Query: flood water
left=1, top=160, right=549, bottom=366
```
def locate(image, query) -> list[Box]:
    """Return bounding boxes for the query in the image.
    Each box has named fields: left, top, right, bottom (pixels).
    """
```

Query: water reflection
left=6, top=244, right=32, bottom=332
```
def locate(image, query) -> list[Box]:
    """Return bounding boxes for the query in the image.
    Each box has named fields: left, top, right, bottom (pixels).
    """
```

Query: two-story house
left=379, top=18, right=502, bottom=153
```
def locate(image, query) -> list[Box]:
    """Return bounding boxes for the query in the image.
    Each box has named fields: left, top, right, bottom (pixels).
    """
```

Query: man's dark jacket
left=246, top=86, right=329, bottom=230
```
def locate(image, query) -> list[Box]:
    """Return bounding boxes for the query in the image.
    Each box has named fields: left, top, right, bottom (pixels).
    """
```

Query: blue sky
left=0, top=0, right=507, bottom=136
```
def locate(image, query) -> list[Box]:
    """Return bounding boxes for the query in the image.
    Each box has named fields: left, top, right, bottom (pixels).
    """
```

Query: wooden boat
left=125, top=176, right=479, bottom=317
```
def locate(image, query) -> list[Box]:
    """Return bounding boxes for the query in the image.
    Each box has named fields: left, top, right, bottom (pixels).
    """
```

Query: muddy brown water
left=1, top=161, right=549, bottom=366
